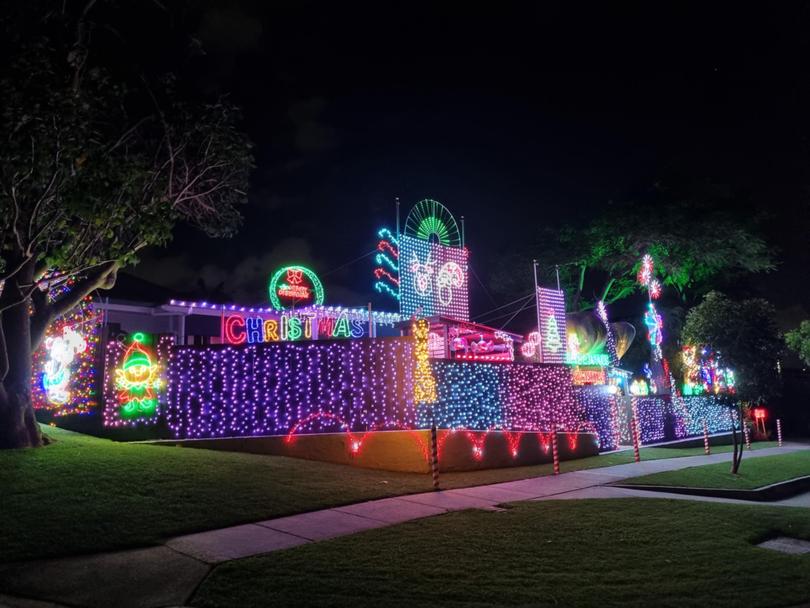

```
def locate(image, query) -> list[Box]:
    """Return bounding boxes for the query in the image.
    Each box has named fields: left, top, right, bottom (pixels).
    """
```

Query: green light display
left=565, top=352, right=612, bottom=367
left=404, top=198, right=462, bottom=247
left=268, top=265, right=325, bottom=311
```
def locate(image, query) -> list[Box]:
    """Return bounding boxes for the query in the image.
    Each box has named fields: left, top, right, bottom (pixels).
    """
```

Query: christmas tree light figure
left=544, top=314, right=563, bottom=353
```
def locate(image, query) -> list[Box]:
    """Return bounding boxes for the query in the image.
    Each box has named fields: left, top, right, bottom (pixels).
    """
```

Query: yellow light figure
left=413, top=319, right=437, bottom=404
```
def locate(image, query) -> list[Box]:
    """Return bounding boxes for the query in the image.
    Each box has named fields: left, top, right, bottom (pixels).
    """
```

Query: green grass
left=0, top=426, right=777, bottom=563
left=192, top=499, right=810, bottom=608
left=628, top=450, right=810, bottom=490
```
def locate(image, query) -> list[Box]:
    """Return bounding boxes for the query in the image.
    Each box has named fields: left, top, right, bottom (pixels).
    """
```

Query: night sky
left=132, top=2, right=810, bottom=332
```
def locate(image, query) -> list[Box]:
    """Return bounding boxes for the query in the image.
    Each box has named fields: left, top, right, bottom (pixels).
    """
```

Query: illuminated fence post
left=631, top=398, right=641, bottom=462
left=777, top=419, right=783, bottom=447
left=703, top=419, right=711, bottom=455
left=551, top=428, right=560, bottom=475
left=430, top=414, right=440, bottom=490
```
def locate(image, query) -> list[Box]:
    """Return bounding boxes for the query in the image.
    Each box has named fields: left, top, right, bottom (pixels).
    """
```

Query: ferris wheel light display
left=404, top=199, right=462, bottom=247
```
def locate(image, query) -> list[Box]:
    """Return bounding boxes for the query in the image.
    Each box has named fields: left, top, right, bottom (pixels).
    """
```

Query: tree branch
left=29, top=261, right=118, bottom=351
left=0, top=253, right=34, bottom=285
left=601, top=277, right=616, bottom=303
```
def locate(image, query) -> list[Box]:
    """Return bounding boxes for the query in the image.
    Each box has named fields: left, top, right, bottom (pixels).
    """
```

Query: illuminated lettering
left=332, top=312, right=351, bottom=338
left=350, top=319, right=365, bottom=338
left=263, top=319, right=279, bottom=341
left=287, top=317, right=303, bottom=341
left=245, top=317, right=263, bottom=343
left=301, top=313, right=314, bottom=339
left=224, top=315, right=246, bottom=344
left=318, top=316, right=334, bottom=337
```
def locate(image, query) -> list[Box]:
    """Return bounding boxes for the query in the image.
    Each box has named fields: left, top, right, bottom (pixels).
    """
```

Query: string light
left=420, top=362, right=581, bottom=432
left=166, top=339, right=417, bottom=439
left=634, top=397, right=667, bottom=443
left=573, top=386, right=617, bottom=450
left=681, top=345, right=735, bottom=396
left=671, top=394, right=735, bottom=437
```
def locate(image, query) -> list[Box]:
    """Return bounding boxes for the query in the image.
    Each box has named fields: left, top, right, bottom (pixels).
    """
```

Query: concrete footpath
left=1, top=444, right=808, bottom=608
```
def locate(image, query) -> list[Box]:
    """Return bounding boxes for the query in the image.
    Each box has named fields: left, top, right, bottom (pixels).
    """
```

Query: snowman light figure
left=42, top=327, right=87, bottom=405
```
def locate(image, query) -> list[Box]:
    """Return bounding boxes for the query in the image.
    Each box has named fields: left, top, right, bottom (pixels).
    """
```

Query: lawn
left=0, top=425, right=777, bottom=563
left=628, top=450, right=810, bottom=490
left=192, top=499, right=810, bottom=608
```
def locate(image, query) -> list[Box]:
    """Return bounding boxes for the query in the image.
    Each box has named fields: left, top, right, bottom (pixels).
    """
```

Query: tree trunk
left=733, top=403, right=745, bottom=473
left=0, top=260, right=42, bottom=449
left=730, top=407, right=741, bottom=475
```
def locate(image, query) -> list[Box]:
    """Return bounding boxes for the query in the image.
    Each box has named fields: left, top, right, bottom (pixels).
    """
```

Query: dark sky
left=132, top=2, right=810, bottom=331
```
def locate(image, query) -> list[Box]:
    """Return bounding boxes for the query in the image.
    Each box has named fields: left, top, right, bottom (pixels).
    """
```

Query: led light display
left=644, top=302, right=663, bottom=360
left=419, top=361, right=582, bottom=432
left=633, top=397, right=667, bottom=443
left=268, top=265, right=325, bottom=311
left=103, top=333, right=173, bottom=427
left=571, top=366, right=607, bottom=385
left=681, top=345, right=735, bottom=396
left=399, top=235, right=469, bottom=320
left=166, top=336, right=596, bottom=446
left=573, top=386, right=618, bottom=451
left=637, top=254, right=661, bottom=299
left=565, top=352, right=611, bottom=366
left=445, top=324, right=515, bottom=362
left=31, top=297, right=100, bottom=416
left=537, top=287, right=567, bottom=364
left=166, top=338, right=418, bottom=439
left=520, top=331, right=541, bottom=361
left=630, top=378, right=649, bottom=396
left=596, top=300, right=620, bottom=365
left=672, top=395, right=735, bottom=437
left=607, top=394, right=735, bottom=445
left=413, top=319, right=438, bottom=404
left=373, top=227, right=400, bottom=301
left=221, top=306, right=398, bottom=345
left=403, top=199, right=462, bottom=247
left=42, top=327, right=87, bottom=405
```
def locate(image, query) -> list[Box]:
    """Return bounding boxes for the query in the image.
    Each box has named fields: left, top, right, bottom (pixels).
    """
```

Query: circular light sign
left=268, top=265, right=325, bottom=310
